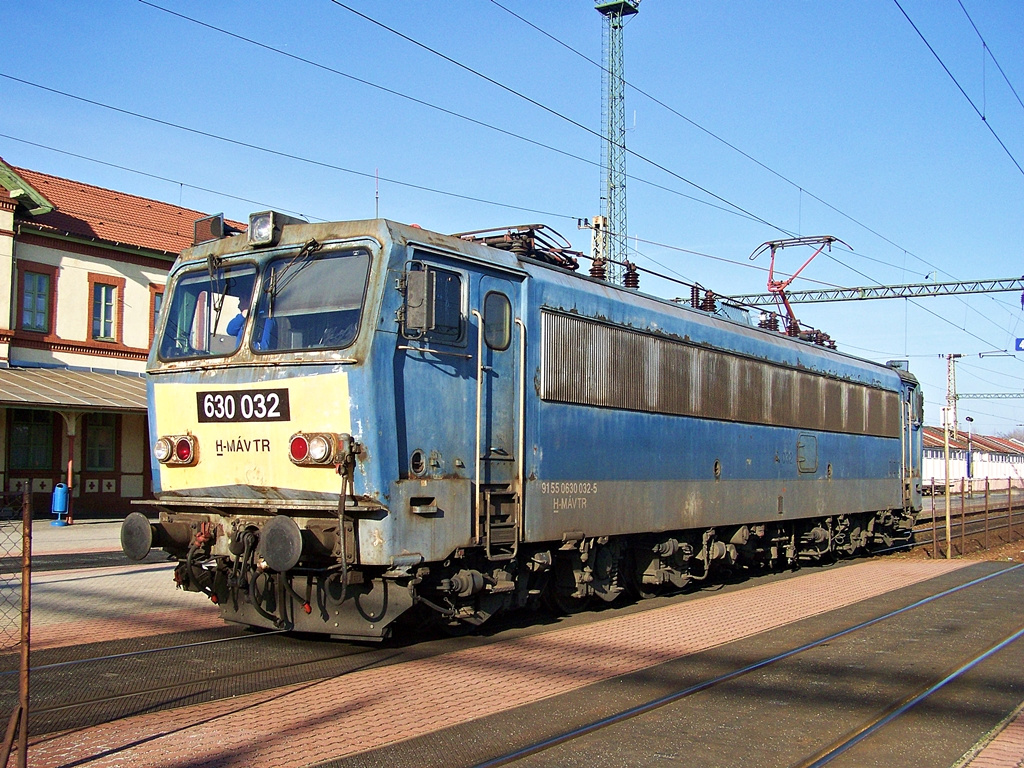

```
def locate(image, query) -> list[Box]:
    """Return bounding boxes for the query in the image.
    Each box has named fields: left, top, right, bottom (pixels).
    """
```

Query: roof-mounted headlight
left=248, top=210, right=306, bottom=247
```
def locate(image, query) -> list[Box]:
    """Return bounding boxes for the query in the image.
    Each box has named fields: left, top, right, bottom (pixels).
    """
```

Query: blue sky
left=3, top=1, right=1024, bottom=434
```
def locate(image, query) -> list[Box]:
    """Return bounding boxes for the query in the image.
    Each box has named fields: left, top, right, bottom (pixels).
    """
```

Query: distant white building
left=921, top=425, right=1024, bottom=492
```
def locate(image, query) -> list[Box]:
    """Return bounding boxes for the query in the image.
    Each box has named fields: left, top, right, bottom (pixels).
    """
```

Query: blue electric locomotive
left=121, top=214, right=923, bottom=640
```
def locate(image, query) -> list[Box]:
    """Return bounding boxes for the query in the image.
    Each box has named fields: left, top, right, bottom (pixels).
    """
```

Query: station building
left=921, top=425, right=1024, bottom=493
left=0, top=158, right=230, bottom=518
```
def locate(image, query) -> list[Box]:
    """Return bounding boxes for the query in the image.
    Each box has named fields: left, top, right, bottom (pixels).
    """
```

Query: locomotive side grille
left=824, top=378, right=844, bottom=431
left=797, top=375, right=822, bottom=427
left=540, top=310, right=899, bottom=438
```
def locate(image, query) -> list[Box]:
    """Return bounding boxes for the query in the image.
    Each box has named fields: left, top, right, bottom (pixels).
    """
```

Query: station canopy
left=0, top=368, right=147, bottom=413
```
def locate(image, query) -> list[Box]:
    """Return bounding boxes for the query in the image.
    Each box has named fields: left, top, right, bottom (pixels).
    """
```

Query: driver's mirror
left=403, top=268, right=431, bottom=339
left=400, top=262, right=464, bottom=343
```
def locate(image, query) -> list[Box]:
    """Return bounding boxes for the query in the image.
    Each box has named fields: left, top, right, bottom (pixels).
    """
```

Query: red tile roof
left=922, top=425, right=1024, bottom=455
left=4, top=162, right=243, bottom=256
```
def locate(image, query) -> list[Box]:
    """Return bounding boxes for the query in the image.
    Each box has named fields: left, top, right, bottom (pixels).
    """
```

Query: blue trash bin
left=51, top=483, right=68, bottom=526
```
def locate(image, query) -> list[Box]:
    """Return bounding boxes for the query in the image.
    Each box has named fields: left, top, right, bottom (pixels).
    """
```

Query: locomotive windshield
left=156, top=245, right=371, bottom=361
left=251, top=247, right=370, bottom=353
left=158, top=263, right=257, bottom=360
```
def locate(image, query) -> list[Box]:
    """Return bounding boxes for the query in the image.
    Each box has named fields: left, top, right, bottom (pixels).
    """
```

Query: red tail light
left=155, top=434, right=199, bottom=466
left=175, top=437, right=194, bottom=462
left=290, top=434, right=310, bottom=462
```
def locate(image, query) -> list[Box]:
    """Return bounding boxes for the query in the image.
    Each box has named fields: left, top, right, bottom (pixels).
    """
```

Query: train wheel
left=625, top=547, right=660, bottom=599
left=590, top=541, right=626, bottom=603
left=842, top=522, right=866, bottom=557
left=543, top=553, right=591, bottom=614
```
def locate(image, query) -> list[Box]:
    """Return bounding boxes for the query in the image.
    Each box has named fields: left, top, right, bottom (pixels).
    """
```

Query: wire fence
left=916, top=477, right=1021, bottom=558
left=0, top=494, right=25, bottom=653
left=0, top=488, right=30, bottom=768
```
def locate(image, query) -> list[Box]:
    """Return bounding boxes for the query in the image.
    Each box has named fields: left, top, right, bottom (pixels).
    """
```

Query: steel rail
left=795, top=624, right=1024, bottom=767
left=22, top=643, right=375, bottom=723
left=472, top=564, right=1024, bottom=768
left=0, top=628, right=287, bottom=677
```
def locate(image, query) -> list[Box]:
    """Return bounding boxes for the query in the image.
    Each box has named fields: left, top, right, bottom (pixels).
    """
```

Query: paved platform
left=30, top=518, right=123, bottom=557
left=958, top=702, right=1024, bottom=768
left=8, top=520, right=1024, bottom=766
left=23, top=558, right=988, bottom=768
left=1, top=518, right=223, bottom=650
left=27, top=563, right=222, bottom=650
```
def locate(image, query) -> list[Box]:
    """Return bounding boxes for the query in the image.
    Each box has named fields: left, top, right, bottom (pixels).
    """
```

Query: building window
left=84, top=413, right=117, bottom=472
left=93, top=283, right=115, bottom=340
left=88, top=273, right=125, bottom=344
left=153, top=291, right=163, bottom=331
left=9, top=410, right=54, bottom=471
left=22, top=272, right=50, bottom=332
left=17, top=261, right=58, bottom=335
left=150, top=284, right=165, bottom=343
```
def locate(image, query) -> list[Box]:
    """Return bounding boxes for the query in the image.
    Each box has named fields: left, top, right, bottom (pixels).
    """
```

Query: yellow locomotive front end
left=150, top=372, right=354, bottom=501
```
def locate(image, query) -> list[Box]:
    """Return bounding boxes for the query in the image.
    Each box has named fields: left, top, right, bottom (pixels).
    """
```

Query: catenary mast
left=595, top=1, right=639, bottom=284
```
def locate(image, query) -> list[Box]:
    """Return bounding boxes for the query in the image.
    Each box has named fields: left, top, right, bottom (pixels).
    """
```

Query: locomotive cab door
left=900, top=378, right=923, bottom=509
left=398, top=258, right=523, bottom=563
left=474, top=275, right=524, bottom=561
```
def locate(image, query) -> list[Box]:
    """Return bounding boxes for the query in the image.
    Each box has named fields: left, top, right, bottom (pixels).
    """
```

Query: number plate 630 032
left=196, top=389, right=291, bottom=423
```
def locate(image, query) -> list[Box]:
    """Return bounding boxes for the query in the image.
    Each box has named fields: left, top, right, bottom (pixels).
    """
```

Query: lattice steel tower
left=596, top=0, right=639, bottom=284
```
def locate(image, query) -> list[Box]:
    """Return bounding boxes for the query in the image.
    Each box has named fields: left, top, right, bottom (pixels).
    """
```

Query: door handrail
left=472, top=309, right=484, bottom=544
left=516, top=317, right=526, bottom=537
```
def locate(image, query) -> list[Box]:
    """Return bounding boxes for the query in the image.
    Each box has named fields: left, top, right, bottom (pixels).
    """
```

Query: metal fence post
left=931, top=489, right=937, bottom=559
left=960, top=477, right=966, bottom=556
left=929, top=478, right=936, bottom=559
left=0, top=486, right=31, bottom=768
left=985, top=478, right=990, bottom=551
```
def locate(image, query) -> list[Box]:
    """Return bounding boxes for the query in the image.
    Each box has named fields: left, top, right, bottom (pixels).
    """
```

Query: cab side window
left=483, top=291, right=511, bottom=351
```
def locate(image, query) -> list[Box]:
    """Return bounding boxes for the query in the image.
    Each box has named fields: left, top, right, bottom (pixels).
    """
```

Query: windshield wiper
left=206, top=254, right=228, bottom=346
left=264, top=238, right=323, bottom=300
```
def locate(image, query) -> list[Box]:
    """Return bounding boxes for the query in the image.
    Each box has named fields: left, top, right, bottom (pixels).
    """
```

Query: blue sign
left=1017, top=338, right=1024, bottom=352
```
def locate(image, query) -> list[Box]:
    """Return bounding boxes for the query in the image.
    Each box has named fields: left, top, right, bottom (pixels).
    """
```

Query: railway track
left=0, top=627, right=389, bottom=736
left=794, top=625, right=1024, bottom=767
left=466, top=564, right=1024, bottom=768
left=13, top=557, right=1019, bottom=768
left=0, top=586, right=542, bottom=737
left=7, top=538, right=1022, bottom=764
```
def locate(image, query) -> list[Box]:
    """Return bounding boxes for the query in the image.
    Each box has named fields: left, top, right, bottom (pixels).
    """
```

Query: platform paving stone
left=30, top=519, right=123, bottom=556
left=25, top=559, right=974, bottom=768
left=958, top=704, right=1024, bottom=768
left=21, top=563, right=222, bottom=650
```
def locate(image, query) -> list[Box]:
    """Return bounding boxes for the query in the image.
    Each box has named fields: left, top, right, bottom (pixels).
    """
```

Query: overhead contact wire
left=489, top=0, right=1024, bottom=337
left=0, top=73, right=573, bottom=223
left=893, top=0, right=1024, bottom=177
left=327, top=0, right=791, bottom=236
left=0, top=133, right=315, bottom=221
left=486, top=0, right=943, bottom=279
left=136, top=0, right=767, bottom=227
left=956, top=0, right=1024, bottom=116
